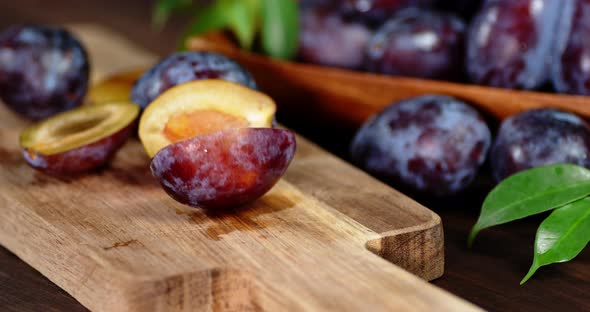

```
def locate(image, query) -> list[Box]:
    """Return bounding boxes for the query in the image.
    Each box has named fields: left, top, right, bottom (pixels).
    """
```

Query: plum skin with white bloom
left=491, top=109, right=590, bottom=181
left=350, top=95, right=491, bottom=196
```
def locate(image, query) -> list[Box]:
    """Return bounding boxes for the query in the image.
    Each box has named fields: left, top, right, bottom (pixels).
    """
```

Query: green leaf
left=181, top=0, right=232, bottom=50
left=521, top=197, right=590, bottom=284
left=153, top=0, right=192, bottom=29
left=184, top=0, right=232, bottom=35
left=181, top=0, right=259, bottom=50
left=226, top=0, right=259, bottom=50
left=469, top=164, right=590, bottom=246
left=260, top=0, right=299, bottom=59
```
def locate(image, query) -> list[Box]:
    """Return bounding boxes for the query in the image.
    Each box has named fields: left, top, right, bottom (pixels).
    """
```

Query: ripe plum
left=491, top=109, right=590, bottom=181
left=350, top=95, right=491, bottom=195
left=365, top=8, right=466, bottom=80
left=0, top=25, right=89, bottom=119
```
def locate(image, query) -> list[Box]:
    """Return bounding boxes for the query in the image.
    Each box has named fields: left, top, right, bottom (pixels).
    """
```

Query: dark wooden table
left=0, top=1, right=588, bottom=311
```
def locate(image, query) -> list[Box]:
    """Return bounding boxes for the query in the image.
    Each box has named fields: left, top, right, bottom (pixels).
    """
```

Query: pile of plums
left=299, top=0, right=590, bottom=96
left=0, top=25, right=295, bottom=211
left=351, top=95, right=590, bottom=196
left=299, top=0, right=590, bottom=196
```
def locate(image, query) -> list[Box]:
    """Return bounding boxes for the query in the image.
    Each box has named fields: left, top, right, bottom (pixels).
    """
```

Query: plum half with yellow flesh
left=140, top=79, right=296, bottom=210
left=20, top=102, right=139, bottom=175
left=87, top=68, right=145, bottom=105
left=151, top=128, right=296, bottom=209
left=139, top=79, right=276, bottom=157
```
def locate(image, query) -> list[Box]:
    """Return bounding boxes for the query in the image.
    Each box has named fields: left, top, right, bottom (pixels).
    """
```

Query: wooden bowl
left=188, top=34, right=590, bottom=129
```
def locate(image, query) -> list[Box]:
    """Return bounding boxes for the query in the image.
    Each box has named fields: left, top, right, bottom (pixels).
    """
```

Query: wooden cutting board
left=0, top=25, right=479, bottom=311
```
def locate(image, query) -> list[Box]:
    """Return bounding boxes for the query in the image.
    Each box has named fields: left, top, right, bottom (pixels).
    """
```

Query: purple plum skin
left=0, top=25, right=89, bottom=120
left=552, top=0, right=590, bottom=95
left=340, top=0, right=437, bottom=25
left=466, top=0, right=565, bottom=90
left=365, top=8, right=466, bottom=80
left=151, top=128, right=296, bottom=210
left=491, top=109, right=590, bottom=182
left=131, top=51, right=257, bottom=110
left=298, top=7, right=372, bottom=69
left=350, top=95, right=491, bottom=196
left=23, top=124, right=133, bottom=176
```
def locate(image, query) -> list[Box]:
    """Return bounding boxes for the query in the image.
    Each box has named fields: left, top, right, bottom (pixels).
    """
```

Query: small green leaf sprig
left=153, top=0, right=299, bottom=60
left=469, top=163, right=590, bottom=284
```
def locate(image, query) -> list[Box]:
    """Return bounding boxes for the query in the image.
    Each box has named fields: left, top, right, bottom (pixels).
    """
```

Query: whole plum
left=298, top=7, right=372, bottom=69
left=0, top=25, right=89, bottom=120
left=340, top=0, right=436, bottom=25
left=131, top=51, right=256, bottom=109
left=466, top=0, right=564, bottom=90
left=552, top=0, right=590, bottom=95
left=350, top=95, right=491, bottom=196
left=365, top=8, right=466, bottom=80
left=491, top=109, right=590, bottom=182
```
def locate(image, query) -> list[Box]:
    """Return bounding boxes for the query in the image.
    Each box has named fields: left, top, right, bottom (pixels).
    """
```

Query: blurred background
left=0, top=0, right=188, bottom=56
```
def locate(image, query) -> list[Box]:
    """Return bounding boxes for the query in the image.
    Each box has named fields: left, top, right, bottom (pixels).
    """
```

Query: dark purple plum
left=340, top=0, right=436, bottom=25
left=298, top=7, right=372, bottom=69
left=491, top=109, right=590, bottom=182
left=552, top=0, right=590, bottom=95
left=466, top=0, right=565, bottom=90
left=365, top=8, right=466, bottom=80
left=131, top=51, right=256, bottom=109
left=350, top=95, right=491, bottom=196
left=0, top=25, right=89, bottom=120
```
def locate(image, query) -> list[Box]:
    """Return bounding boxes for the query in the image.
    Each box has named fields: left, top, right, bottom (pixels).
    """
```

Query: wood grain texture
left=0, top=25, right=479, bottom=311
left=187, top=37, right=590, bottom=129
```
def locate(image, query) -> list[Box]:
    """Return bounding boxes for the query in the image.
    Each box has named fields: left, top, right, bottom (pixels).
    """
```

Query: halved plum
left=151, top=128, right=296, bottom=210
left=20, top=102, right=139, bottom=175
left=139, top=79, right=276, bottom=157
left=87, top=68, right=145, bottom=105
left=140, top=79, right=294, bottom=210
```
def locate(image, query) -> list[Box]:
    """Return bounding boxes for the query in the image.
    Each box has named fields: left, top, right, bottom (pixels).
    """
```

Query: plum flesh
left=151, top=128, right=296, bottom=210
left=491, top=109, right=590, bottom=181
left=350, top=95, right=491, bottom=196
left=88, top=68, right=145, bottom=104
left=0, top=25, right=89, bottom=120
left=20, top=102, right=139, bottom=176
left=138, top=80, right=276, bottom=158
left=23, top=124, right=134, bottom=176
